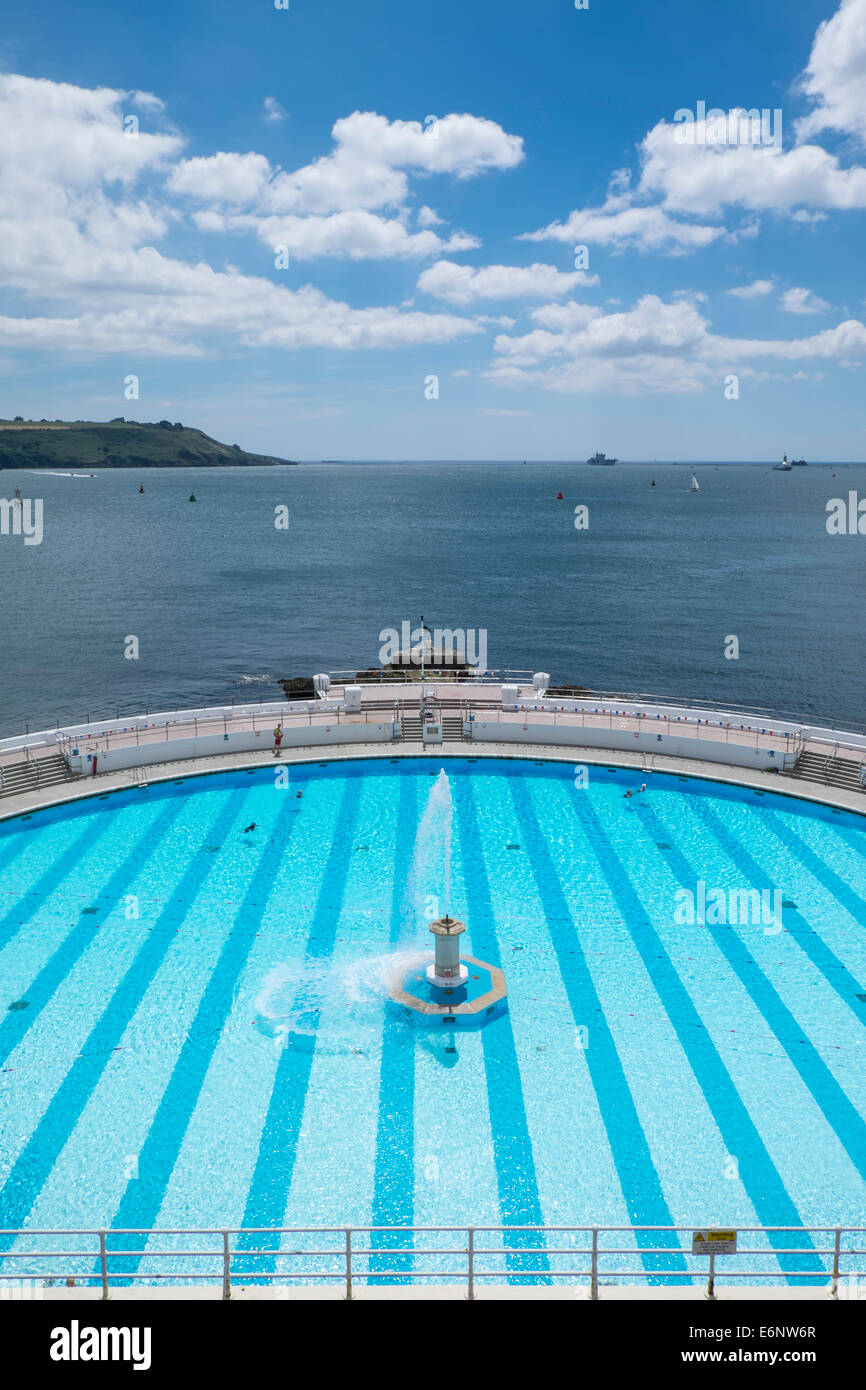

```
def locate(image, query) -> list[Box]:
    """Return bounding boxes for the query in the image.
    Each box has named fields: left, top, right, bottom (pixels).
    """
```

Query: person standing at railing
left=273, top=724, right=283, bottom=758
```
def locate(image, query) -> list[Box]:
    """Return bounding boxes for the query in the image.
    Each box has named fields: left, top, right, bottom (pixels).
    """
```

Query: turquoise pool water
left=1, top=757, right=865, bottom=1286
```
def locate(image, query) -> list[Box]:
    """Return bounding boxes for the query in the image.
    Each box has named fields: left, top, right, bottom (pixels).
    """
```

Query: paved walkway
left=2, top=739, right=865, bottom=824
left=0, top=703, right=824, bottom=768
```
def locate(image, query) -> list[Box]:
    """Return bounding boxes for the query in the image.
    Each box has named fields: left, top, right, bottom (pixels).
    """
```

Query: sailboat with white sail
left=690, top=471, right=700, bottom=492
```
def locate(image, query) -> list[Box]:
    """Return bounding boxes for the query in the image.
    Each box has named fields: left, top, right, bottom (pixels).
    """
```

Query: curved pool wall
left=1, top=757, right=865, bottom=1287
left=3, top=692, right=865, bottom=790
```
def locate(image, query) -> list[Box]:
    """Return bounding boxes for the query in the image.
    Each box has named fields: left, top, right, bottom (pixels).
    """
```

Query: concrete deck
left=2, top=739, right=865, bottom=824
left=17, top=1282, right=845, bottom=1301
left=0, top=704, right=839, bottom=767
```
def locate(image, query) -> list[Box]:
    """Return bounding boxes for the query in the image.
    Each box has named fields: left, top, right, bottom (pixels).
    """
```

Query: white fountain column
left=426, top=916, right=469, bottom=986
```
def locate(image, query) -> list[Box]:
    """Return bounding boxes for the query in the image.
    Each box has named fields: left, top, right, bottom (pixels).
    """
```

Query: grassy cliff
left=0, top=418, right=297, bottom=468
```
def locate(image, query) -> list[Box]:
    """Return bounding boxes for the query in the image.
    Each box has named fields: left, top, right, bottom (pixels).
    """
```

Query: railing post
left=98, top=1230, right=109, bottom=1300
left=590, top=1226, right=599, bottom=1300
left=468, top=1227, right=475, bottom=1301
left=706, top=1250, right=716, bottom=1300
left=345, top=1228, right=353, bottom=1300
left=222, top=1230, right=231, bottom=1300
left=831, top=1228, right=841, bottom=1298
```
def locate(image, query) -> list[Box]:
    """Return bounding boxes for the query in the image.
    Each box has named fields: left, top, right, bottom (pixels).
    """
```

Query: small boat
left=651, top=477, right=655, bottom=487
left=690, top=472, right=700, bottom=492
left=139, top=485, right=144, bottom=493
left=773, top=454, right=793, bottom=471
left=556, top=490, right=564, bottom=500
left=587, top=451, right=616, bottom=465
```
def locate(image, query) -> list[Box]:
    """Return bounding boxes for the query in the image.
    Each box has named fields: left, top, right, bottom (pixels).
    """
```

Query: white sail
left=690, top=473, right=700, bottom=492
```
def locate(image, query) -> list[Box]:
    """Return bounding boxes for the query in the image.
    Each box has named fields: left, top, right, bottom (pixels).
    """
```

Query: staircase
left=398, top=713, right=463, bottom=743
left=793, top=750, right=865, bottom=794
left=0, top=752, right=76, bottom=800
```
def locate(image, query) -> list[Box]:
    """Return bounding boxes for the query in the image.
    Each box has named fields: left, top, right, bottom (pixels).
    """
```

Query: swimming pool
left=1, top=757, right=865, bottom=1286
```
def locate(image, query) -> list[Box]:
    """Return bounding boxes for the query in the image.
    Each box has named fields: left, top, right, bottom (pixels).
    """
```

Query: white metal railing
left=325, top=669, right=535, bottom=685
left=5, top=696, right=866, bottom=762
left=0, top=1225, right=862, bottom=1301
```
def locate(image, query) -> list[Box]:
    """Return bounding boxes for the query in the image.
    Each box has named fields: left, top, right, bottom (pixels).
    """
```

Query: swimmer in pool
left=243, top=822, right=257, bottom=833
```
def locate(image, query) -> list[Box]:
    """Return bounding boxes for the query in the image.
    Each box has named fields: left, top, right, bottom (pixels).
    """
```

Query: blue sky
left=1, top=0, right=864, bottom=459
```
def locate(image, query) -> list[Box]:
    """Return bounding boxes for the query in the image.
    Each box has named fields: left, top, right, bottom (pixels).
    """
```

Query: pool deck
left=1, top=700, right=857, bottom=765
left=2, top=738, right=865, bottom=824
left=22, top=1283, right=843, bottom=1301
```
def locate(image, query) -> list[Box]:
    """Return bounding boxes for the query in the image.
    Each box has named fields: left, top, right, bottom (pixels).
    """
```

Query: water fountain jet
left=389, top=768, right=507, bottom=1028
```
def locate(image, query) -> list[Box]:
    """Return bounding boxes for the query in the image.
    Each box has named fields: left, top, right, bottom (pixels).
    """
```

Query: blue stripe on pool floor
left=569, top=792, right=821, bottom=1282
left=0, top=814, right=115, bottom=951
left=106, top=791, right=307, bottom=1273
left=0, top=799, right=186, bottom=1071
left=234, top=778, right=362, bottom=1279
left=509, top=775, right=687, bottom=1282
left=0, top=790, right=250, bottom=1246
left=369, top=774, right=418, bottom=1281
left=639, top=798, right=866, bottom=1190
left=455, top=776, right=551, bottom=1283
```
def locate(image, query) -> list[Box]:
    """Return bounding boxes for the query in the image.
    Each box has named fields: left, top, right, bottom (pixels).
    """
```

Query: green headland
left=0, top=417, right=297, bottom=468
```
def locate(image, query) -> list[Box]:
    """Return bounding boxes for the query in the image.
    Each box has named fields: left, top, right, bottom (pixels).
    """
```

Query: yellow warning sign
left=693, top=1228, right=737, bottom=1255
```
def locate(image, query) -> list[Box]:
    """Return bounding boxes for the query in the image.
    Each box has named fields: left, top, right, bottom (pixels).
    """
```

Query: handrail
left=0, top=1224, right=862, bottom=1301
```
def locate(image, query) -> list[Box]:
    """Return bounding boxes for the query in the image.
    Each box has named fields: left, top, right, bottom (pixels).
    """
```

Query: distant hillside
left=0, top=418, right=297, bottom=468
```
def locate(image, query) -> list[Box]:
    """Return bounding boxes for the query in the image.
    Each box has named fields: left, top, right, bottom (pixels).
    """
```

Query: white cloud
left=522, top=197, right=724, bottom=253
left=167, top=151, right=273, bottom=204
left=417, top=205, right=443, bottom=228
left=779, top=286, right=831, bottom=315
left=167, top=109, right=524, bottom=263
left=484, top=293, right=866, bottom=395
left=523, top=2, right=866, bottom=260
left=638, top=117, right=866, bottom=216
left=263, top=96, right=287, bottom=124
left=726, top=279, right=775, bottom=298
left=416, top=259, right=598, bottom=304
left=0, top=74, right=486, bottom=355
left=0, top=73, right=182, bottom=186
left=0, top=273, right=485, bottom=355
left=201, top=209, right=480, bottom=261
left=796, top=0, right=866, bottom=143
left=170, top=110, right=523, bottom=217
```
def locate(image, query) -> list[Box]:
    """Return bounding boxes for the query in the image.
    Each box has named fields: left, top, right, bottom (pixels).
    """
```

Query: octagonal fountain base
left=390, top=954, right=508, bottom=1029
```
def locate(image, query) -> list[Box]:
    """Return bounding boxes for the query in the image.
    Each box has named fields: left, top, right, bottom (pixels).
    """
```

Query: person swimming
left=243, top=822, right=256, bottom=833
